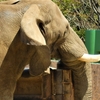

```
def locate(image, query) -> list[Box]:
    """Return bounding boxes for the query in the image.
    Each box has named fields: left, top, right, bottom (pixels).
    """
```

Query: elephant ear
left=21, top=4, right=46, bottom=46
left=29, top=46, right=51, bottom=76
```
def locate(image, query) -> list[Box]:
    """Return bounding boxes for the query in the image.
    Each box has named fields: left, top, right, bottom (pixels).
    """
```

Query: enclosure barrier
left=14, top=62, right=100, bottom=100
left=14, top=61, right=74, bottom=100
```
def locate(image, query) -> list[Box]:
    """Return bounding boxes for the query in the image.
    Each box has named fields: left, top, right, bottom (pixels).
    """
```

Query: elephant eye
left=64, top=30, right=67, bottom=36
left=63, top=25, right=69, bottom=36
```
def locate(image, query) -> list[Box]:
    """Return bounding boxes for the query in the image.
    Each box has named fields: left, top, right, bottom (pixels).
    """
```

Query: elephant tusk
left=44, top=67, right=57, bottom=74
left=78, top=53, right=100, bottom=62
left=44, top=67, right=50, bottom=74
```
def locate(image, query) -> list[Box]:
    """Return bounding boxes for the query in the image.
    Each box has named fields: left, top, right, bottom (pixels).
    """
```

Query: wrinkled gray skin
left=0, top=0, right=92, bottom=100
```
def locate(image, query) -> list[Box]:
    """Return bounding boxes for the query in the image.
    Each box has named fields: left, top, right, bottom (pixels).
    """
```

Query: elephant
left=0, top=0, right=100, bottom=100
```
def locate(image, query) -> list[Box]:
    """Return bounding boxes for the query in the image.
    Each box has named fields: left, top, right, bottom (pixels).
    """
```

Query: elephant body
left=0, top=0, right=92, bottom=100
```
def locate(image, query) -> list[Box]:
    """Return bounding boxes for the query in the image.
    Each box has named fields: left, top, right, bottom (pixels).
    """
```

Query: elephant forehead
left=38, top=0, right=68, bottom=30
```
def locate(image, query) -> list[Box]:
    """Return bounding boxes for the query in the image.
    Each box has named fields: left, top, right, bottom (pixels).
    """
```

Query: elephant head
left=19, top=1, right=69, bottom=76
left=19, top=1, right=100, bottom=100
left=1, top=0, right=100, bottom=100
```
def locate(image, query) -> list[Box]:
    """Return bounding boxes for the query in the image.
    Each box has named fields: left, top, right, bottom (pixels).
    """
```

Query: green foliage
left=0, top=0, right=5, bottom=1
left=53, top=0, right=100, bottom=39
left=53, top=0, right=74, bottom=17
left=52, top=0, right=85, bottom=38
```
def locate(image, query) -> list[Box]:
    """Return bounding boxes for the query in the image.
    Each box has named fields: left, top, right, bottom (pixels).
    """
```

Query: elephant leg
left=0, top=61, right=24, bottom=100
left=0, top=51, right=17, bottom=100
left=0, top=62, right=26, bottom=100
left=0, top=50, right=28, bottom=100
left=0, top=34, right=32, bottom=100
left=0, top=66, right=17, bottom=100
